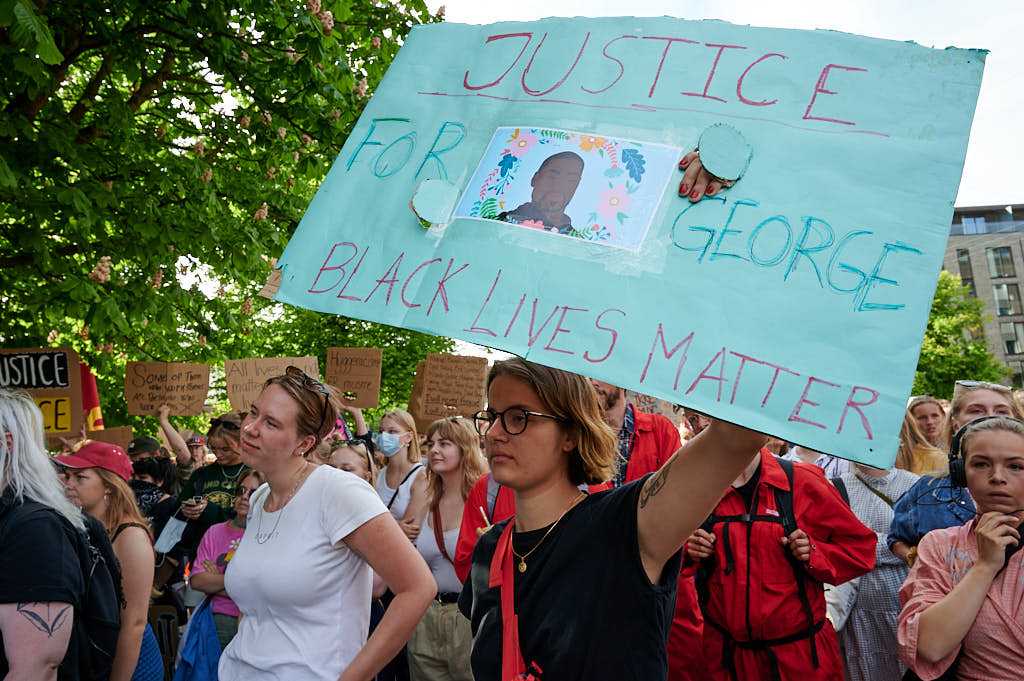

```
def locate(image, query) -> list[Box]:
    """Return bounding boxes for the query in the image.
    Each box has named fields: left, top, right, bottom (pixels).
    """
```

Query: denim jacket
left=887, top=474, right=975, bottom=549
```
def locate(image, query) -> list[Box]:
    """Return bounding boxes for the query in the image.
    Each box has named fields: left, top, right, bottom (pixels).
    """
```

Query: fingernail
left=679, top=183, right=688, bottom=195
left=707, top=186, right=716, bottom=196
left=691, top=191, right=700, bottom=200
left=680, top=158, right=690, bottom=168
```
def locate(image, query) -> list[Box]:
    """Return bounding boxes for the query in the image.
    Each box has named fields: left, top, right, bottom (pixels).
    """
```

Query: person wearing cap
left=159, top=403, right=202, bottom=486
left=57, top=440, right=164, bottom=681
left=1, top=389, right=87, bottom=681
left=126, top=435, right=161, bottom=461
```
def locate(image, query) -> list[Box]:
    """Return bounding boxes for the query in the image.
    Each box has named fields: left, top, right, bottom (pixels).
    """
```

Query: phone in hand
left=183, top=496, right=204, bottom=507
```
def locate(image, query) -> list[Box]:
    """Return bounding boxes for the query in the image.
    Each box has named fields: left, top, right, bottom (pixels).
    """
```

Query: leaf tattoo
left=17, top=602, right=71, bottom=637
left=639, top=457, right=673, bottom=509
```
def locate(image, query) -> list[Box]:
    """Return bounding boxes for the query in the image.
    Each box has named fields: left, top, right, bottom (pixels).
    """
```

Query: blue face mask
left=375, top=432, right=403, bottom=457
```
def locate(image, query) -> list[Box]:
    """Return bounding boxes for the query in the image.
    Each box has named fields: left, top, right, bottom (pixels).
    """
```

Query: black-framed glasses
left=473, top=407, right=565, bottom=436
left=286, top=366, right=329, bottom=436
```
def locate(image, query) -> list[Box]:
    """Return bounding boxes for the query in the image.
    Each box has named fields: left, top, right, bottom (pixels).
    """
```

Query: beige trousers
left=407, top=601, right=474, bottom=681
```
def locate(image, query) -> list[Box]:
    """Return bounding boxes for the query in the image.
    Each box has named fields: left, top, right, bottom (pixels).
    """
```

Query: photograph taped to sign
left=455, top=127, right=680, bottom=251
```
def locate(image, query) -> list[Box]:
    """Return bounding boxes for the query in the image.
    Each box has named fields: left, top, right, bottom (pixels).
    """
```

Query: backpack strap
left=830, top=477, right=851, bottom=506
left=773, top=457, right=821, bottom=670
left=486, top=474, right=501, bottom=520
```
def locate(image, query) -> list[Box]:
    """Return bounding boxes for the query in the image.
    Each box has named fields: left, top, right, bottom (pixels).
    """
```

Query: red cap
left=55, top=440, right=133, bottom=481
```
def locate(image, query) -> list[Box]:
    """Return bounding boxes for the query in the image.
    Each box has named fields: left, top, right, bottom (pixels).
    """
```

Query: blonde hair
left=941, top=382, right=1023, bottom=451
left=381, top=409, right=420, bottom=465
left=0, top=389, right=84, bottom=530
left=487, top=358, right=616, bottom=485
left=895, top=410, right=948, bottom=475
left=310, top=435, right=376, bottom=484
left=960, top=416, right=1024, bottom=461
left=95, top=468, right=152, bottom=540
left=424, top=417, right=487, bottom=508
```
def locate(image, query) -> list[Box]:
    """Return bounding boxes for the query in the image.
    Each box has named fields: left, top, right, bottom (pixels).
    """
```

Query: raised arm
left=340, top=513, right=436, bottom=681
left=637, top=420, right=765, bottom=583
left=158, top=404, right=192, bottom=465
left=0, top=601, right=74, bottom=681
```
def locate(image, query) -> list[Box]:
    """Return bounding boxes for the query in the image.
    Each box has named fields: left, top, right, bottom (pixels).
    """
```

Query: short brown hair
left=424, top=417, right=487, bottom=506
left=487, top=358, right=615, bottom=485
left=262, top=368, right=340, bottom=455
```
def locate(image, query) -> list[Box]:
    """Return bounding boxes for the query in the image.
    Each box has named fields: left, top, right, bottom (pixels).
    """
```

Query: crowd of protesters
left=3, top=361, right=1024, bottom=681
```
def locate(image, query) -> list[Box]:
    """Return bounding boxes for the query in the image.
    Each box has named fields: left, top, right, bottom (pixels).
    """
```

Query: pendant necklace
left=511, top=491, right=587, bottom=573
left=255, top=462, right=313, bottom=544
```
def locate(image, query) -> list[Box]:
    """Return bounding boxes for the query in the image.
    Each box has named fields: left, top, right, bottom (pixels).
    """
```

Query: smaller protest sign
left=627, top=390, right=683, bottom=422
left=0, top=347, right=83, bottom=437
left=224, top=356, right=320, bottom=411
left=125, top=362, right=210, bottom=416
left=409, top=353, right=487, bottom=431
left=87, top=426, right=134, bottom=452
left=325, top=347, right=383, bottom=408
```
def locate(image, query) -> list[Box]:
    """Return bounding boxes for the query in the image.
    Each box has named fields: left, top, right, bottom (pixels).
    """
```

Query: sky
left=426, top=0, right=1023, bottom=209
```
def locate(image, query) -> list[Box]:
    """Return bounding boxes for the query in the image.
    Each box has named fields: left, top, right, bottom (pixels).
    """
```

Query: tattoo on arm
left=16, top=602, right=71, bottom=637
left=640, top=457, right=674, bottom=509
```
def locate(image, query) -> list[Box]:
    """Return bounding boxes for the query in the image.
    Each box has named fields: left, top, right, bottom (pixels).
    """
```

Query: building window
left=963, top=216, right=988, bottom=234
left=987, top=246, right=1016, bottom=278
left=1002, top=322, right=1024, bottom=355
left=994, top=283, right=1023, bottom=316
left=1010, top=360, right=1024, bottom=388
left=956, top=249, right=976, bottom=296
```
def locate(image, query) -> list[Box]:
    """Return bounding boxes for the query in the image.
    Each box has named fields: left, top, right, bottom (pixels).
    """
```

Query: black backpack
left=11, top=504, right=124, bottom=681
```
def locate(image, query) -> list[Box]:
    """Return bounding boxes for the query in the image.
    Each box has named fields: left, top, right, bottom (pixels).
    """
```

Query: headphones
left=948, top=415, right=1024, bottom=488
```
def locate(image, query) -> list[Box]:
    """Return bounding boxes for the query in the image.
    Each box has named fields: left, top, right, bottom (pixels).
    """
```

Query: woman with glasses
left=407, top=417, right=487, bottom=681
left=219, top=367, right=436, bottom=681
left=889, top=381, right=1022, bottom=565
left=178, top=411, right=249, bottom=528
left=190, top=470, right=265, bottom=649
left=459, top=358, right=766, bottom=681
left=898, top=416, right=1024, bottom=681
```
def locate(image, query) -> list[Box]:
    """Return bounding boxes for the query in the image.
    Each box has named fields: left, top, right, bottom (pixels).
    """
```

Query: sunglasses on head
left=210, top=418, right=240, bottom=431
left=955, top=380, right=1012, bottom=394
left=286, top=366, right=330, bottom=437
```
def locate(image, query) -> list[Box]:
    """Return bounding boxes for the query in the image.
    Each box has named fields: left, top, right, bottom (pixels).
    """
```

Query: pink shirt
left=194, top=520, right=245, bottom=617
left=898, top=522, right=1024, bottom=681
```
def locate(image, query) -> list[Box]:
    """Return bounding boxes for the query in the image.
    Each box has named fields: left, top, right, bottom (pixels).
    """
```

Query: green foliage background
left=0, top=0, right=451, bottom=434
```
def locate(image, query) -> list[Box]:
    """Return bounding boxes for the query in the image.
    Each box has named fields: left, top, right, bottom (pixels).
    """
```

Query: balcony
left=951, top=218, right=1024, bottom=236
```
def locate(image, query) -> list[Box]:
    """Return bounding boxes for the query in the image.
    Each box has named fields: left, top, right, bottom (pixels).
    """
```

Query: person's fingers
left=706, top=180, right=723, bottom=197
left=679, top=157, right=703, bottom=197
left=689, top=173, right=709, bottom=203
left=678, top=151, right=698, bottom=171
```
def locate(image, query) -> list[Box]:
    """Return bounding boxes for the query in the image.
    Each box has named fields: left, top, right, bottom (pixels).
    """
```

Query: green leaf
left=0, top=155, right=17, bottom=188
left=11, top=0, right=63, bottom=65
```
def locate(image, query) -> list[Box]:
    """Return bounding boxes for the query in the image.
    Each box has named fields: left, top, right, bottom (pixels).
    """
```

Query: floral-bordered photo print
left=455, top=127, right=681, bottom=251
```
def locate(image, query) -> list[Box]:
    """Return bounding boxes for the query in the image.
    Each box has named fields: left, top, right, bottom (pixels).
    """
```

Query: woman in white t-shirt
left=219, top=367, right=436, bottom=681
left=407, top=417, right=487, bottom=681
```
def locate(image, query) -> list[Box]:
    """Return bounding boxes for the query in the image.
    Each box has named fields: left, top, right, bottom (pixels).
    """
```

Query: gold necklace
left=511, top=491, right=586, bottom=573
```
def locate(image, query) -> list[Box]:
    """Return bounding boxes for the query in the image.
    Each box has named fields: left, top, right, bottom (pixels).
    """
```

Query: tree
left=0, top=0, right=449, bottom=428
left=913, top=270, right=1008, bottom=399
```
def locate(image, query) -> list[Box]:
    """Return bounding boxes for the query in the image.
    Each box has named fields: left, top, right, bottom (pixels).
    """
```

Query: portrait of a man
left=496, top=151, right=584, bottom=234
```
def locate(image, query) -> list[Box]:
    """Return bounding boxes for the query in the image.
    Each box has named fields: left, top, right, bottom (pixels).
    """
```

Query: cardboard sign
left=628, top=391, right=683, bottom=422
left=326, top=347, right=383, bottom=408
left=0, top=347, right=83, bottom=437
left=267, top=18, right=986, bottom=466
left=409, top=353, right=487, bottom=431
left=125, top=362, right=210, bottom=416
left=224, top=356, right=320, bottom=411
left=87, top=426, right=134, bottom=453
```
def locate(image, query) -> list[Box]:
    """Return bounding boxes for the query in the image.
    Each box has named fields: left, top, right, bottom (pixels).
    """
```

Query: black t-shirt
left=0, top=493, right=84, bottom=681
left=734, top=466, right=761, bottom=511
left=458, top=477, right=682, bottom=681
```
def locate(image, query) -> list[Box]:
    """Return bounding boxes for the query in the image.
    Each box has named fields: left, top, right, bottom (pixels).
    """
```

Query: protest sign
left=125, top=362, right=210, bottom=416
left=409, top=353, right=487, bottom=431
left=266, top=17, right=986, bottom=466
left=224, top=356, right=319, bottom=411
left=326, top=347, right=383, bottom=408
left=88, top=426, right=134, bottom=452
left=0, top=347, right=83, bottom=437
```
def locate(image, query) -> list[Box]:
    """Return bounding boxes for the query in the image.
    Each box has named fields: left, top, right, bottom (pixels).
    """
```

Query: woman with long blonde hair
left=58, top=441, right=164, bottom=681
left=407, top=417, right=487, bottom=679
left=894, top=410, right=947, bottom=475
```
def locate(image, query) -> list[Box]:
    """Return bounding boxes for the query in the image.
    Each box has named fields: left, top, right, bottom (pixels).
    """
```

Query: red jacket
left=693, top=452, right=876, bottom=681
left=454, top=473, right=516, bottom=583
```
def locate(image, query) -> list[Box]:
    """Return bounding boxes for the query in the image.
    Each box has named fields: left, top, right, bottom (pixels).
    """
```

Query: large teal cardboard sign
left=271, top=17, right=986, bottom=466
